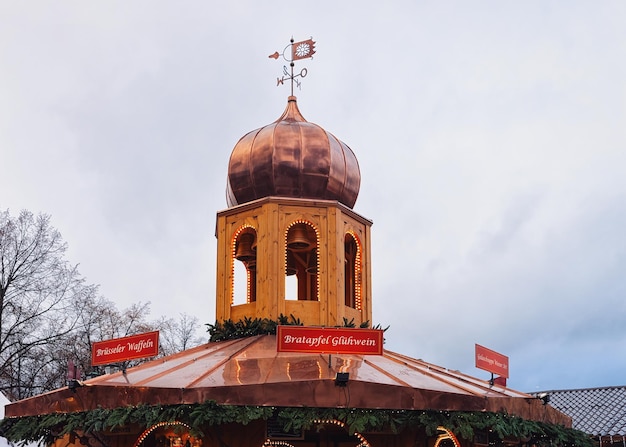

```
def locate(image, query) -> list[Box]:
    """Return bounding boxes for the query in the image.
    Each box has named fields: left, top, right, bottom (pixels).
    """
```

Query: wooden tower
left=215, top=96, right=373, bottom=327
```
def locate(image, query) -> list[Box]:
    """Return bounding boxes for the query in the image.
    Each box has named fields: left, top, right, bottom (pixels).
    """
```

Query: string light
left=263, top=419, right=372, bottom=446
left=133, top=421, right=200, bottom=447
left=310, top=419, right=372, bottom=447
left=346, top=230, right=363, bottom=311
left=285, top=220, right=320, bottom=301
left=434, top=426, right=461, bottom=447
left=263, top=440, right=295, bottom=447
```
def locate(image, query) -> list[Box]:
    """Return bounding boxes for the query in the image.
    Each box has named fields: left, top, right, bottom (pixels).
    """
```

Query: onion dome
left=226, top=96, right=361, bottom=208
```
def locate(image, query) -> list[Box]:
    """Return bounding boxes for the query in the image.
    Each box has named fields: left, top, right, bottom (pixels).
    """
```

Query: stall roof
left=531, top=386, right=626, bottom=437
left=7, top=335, right=569, bottom=426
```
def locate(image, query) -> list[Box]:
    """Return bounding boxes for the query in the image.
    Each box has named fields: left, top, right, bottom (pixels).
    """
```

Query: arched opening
left=344, top=232, right=362, bottom=309
left=232, top=226, right=257, bottom=304
left=133, top=421, right=202, bottom=447
left=285, top=221, right=318, bottom=301
left=262, top=419, right=371, bottom=447
left=434, top=426, right=461, bottom=447
left=233, top=261, right=248, bottom=305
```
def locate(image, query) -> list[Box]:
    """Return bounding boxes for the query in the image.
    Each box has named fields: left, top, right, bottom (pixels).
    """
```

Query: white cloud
left=1, top=0, right=625, bottom=392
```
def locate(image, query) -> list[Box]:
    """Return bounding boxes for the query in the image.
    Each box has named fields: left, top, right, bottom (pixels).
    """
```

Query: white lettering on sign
left=283, top=334, right=332, bottom=347
left=128, top=337, right=155, bottom=353
left=95, top=338, right=155, bottom=358
left=331, top=335, right=377, bottom=347
left=477, top=353, right=509, bottom=371
left=282, top=334, right=377, bottom=348
left=96, top=343, right=126, bottom=357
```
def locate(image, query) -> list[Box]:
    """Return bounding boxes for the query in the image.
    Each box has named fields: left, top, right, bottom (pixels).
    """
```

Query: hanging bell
left=245, top=259, right=257, bottom=271
left=287, top=223, right=313, bottom=252
left=285, top=250, right=297, bottom=276
left=306, top=248, right=318, bottom=274
left=235, top=232, right=256, bottom=262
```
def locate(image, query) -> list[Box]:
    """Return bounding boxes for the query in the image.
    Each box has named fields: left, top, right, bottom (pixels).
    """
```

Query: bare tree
left=56, top=299, right=205, bottom=381
left=0, top=209, right=206, bottom=399
left=157, top=313, right=205, bottom=357
left=47, top=298, right=165, bottom=382
left=0, top=209, right=98, bottom=400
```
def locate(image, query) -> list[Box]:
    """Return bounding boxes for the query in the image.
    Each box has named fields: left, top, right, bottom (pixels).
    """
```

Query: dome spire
left=227, top=38, right=360, bottom=209
left=269, top=37, right=316, bottom=96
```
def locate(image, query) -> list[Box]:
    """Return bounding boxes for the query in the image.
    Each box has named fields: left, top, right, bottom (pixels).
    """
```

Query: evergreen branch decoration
left=0, top=402, right=593, bottom=447
left=206, top=314, right=298, bottom=342
left=206, top=315, right=388, bottom=342
left=342, top=317, right=356, bottom=327
left=0, top=316, right=583, bottom=446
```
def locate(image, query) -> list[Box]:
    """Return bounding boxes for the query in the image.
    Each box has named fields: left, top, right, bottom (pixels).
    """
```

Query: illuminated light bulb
left=133, top=422, right=195, bottom=447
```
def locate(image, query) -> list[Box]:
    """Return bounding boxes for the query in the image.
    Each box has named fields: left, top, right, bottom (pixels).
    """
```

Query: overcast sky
left=1, top=1, right=625, bottom=393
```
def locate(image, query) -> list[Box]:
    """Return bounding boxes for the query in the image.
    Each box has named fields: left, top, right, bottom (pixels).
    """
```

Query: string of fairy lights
left=285, top=219, right=320, bottom=301
left=133, top=421, right=200, bottom=447
left=231, top=224, right=256, bottom=304
left=346, top=229, right=363, bottom=311
left=262, top=418, right=372, bottom=447
left=230, top=220, right=363, bottom=310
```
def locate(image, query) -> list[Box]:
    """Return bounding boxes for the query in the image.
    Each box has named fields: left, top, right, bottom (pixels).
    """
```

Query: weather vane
left=269, top=37, right=316, bottom=96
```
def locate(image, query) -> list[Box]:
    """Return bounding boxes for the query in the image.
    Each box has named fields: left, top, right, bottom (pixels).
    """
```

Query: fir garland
left=206, top=314, right=387, bottom=342
left=0, top=402, right=593, bottom=447
left=0, top=319, right=590, bottom=446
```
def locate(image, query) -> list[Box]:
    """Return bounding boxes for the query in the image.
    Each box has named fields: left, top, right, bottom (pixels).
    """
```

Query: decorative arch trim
left=262, top=419, right=371, bottom=447
left=434, top=426, right=461, bottom=447
left=231, top=224, right=257, bottom=305
left=133, top=421, right=197, bottom=447
left=345, top=230, right=363, bottom=311
left=284, top=220, right=320, bottom=302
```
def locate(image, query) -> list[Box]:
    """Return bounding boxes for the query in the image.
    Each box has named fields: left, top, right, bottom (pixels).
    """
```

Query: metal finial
left=269, top=37, right=316, bottom=96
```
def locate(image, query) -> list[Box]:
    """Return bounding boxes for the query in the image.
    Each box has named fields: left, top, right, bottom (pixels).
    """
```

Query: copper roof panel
left=360, top=357, right=466, bottom=393
left=5, top=335, right=570, bottom=426
left=236, top=333, right=282, bottom=358
left=377, top=355, right=478, bottom=391
left=325, top=135, right=347, bottom=201
left=340, top=141, right=360, bottom=203
left=227, top=130, right=256, bottom=205
left=87, top=338, right=255, bottom=388
left=249, top=125, right=275, bottom=198
left=83, top=335, right=525, bottom=397
left=300, top=126, right=331, bottom=176
left=382, top=351, right=529, bottom=398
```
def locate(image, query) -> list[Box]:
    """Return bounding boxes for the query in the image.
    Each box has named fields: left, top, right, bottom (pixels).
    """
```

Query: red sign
left=92, top=331, right=159, bottom=366
left=475, top=344, right=509, bottom=378
left=277, top=326, right=383, bottom=355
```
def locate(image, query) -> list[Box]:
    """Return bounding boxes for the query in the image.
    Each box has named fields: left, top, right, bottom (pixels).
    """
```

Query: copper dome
left=226, top=96, right=361, bottom=208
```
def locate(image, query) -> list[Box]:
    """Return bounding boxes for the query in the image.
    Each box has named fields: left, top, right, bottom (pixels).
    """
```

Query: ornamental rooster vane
left=269, top=37, right=316, bottom=95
